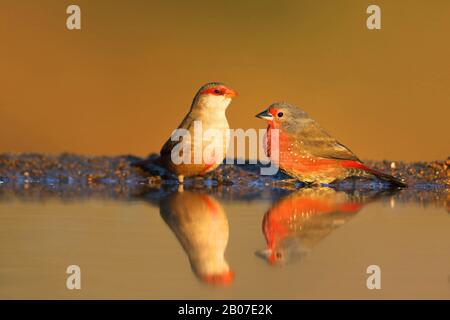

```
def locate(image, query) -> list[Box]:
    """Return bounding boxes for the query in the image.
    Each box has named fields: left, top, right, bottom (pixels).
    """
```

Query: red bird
left=256, top=102, right=406, bottom=187
left=259, top=188, right=365, bottom=265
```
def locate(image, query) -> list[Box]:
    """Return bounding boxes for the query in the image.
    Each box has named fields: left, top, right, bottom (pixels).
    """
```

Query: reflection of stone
left=258, top=188, right=369, bottom=265
left=159, top=191, right=234, bottom=285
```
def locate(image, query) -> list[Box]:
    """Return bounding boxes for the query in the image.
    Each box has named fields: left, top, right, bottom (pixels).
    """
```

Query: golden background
left=0, top=0, right=449, bottom=161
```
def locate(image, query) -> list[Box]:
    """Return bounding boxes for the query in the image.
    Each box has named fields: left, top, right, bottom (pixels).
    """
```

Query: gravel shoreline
left=1, top=153, right=448, bottom=187
left=0, top=153, right=448, bottom=209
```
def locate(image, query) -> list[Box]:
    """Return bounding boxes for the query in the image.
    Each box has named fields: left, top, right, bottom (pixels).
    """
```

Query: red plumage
left=260, top=188, right=364, bottom=265
left=257, top=102, right=406, bottom=187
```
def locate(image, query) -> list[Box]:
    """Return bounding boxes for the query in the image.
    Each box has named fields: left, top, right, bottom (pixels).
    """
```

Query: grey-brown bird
left=256, top=102, right=406, bottom=187
left=156, top=82, right=237, bottom=183
left=258, top=188, right=367, bottom=265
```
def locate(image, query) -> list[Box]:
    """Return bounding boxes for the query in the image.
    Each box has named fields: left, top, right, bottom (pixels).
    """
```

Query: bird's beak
left=224, top=87, right=238, bottom=98
left=256, top=109, right=273, bottom=121
left=255, top=249, right=278, bottom=265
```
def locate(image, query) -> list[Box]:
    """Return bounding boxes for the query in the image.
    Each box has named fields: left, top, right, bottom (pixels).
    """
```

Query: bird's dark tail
left=342, top=160, right=407, bottom=188
left=370, top=169, right=407, bottom=188
left=130, top=153, right=167, bottom=176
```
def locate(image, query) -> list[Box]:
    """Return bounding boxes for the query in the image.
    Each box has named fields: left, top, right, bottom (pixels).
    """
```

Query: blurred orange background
left=0, top=0, right=448, bottom=161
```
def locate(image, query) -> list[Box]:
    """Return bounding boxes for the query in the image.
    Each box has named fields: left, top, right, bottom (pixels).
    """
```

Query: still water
left=0, top=186, right=449, bottom=299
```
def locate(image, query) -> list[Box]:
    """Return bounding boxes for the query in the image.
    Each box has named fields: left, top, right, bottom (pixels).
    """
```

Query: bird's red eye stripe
left=269, top=108, right=278, bottom=117
left=201, top=86, right=238, bottom=97
left=201, top=87, right=224, bottom=95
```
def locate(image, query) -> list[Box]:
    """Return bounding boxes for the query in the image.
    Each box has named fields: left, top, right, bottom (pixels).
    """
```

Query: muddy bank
left=0, top=153, right=448, bottom=207
left=1, top=153, right=448, bottom=187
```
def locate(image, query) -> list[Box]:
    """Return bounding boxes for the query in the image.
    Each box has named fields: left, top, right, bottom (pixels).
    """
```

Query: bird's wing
left=298, top=121, right=362, bottom=162
left=160, top=135, right=182, bottom=158
left=160, top=113, right=194, bottom=157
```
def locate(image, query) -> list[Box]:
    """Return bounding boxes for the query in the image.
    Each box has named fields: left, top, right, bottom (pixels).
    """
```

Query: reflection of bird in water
left=159, top=191, right=234, bottom=285
left=257, top=187, right=373, bottom=265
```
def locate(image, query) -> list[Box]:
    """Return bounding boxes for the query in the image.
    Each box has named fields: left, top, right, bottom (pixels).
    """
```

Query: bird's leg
left=303, top=181, right=317, bottom=188
left=177, top=175, right=184, bottom=193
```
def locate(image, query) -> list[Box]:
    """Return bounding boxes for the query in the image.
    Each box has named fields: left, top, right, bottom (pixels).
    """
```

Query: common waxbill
left=256, top=102, right=406, bottom=187
left=157, top=82, right=237, bottom=183
left=159, top=191, right=234, bottom=285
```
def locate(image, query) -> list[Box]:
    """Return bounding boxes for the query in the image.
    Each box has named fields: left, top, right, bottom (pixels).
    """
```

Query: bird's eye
left=214, top=89, right=221, bottom=94
left=277, top=112, right=284, bottom=118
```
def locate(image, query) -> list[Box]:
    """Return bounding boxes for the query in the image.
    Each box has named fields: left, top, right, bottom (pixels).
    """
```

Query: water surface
left=0, top=185, right=448, bottom=299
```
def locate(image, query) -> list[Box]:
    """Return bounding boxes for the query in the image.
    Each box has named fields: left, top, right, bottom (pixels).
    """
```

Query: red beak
left=224, top=87, right=238, bottom=98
